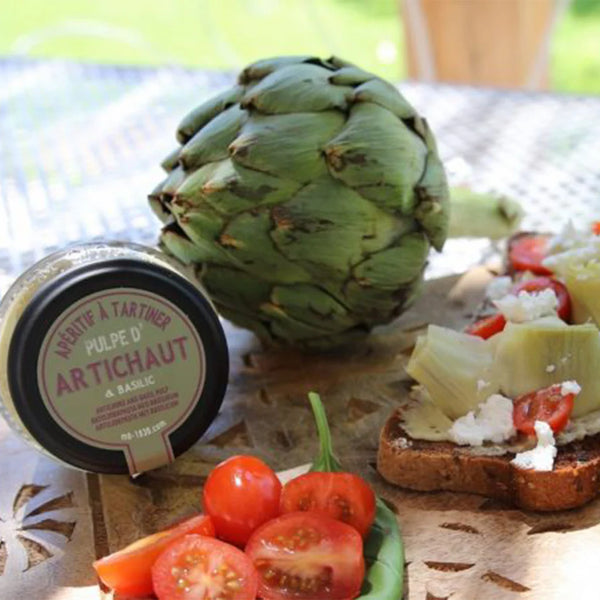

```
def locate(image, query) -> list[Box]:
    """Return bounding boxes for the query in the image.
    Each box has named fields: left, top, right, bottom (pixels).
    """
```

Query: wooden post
left=402, top=0, right=564, bottom=89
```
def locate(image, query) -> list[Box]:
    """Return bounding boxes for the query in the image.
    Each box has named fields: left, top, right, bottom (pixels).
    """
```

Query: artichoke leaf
left=202, top=265, right=272, bottom=313
left=352, top=232, right=429, bottom=289
left=219, top=210, right=313, bottom=284
left=170, top=162, right=220, bottom=212
left=200, top=159, right=302, bottom=215
left=160, top=165, right=187, bottom=199
left=177, top=86, right=244, bottom=144
left=230, top=111, right=344, bottom=183
left=268, top=284, right=355, bottom=332
left=342, top=279, right=414, bottom=323
left=242, top=64, right=353, bottom=114
left=168, top=210, right=231, bottom=266
left=160, top=147, right=181, bottom=172
left=353, top=79, right=417, bottom=120
left=328, top=66, right=374, bottom=86
left=327, top=55, right=357, bottom=69
left=148, top=195, right=172, bottom=224
left=238, top=55, right=313, bottom=85
left=414, top=121, right=450, bottom=251
left=216, top=304, right=273, bottom=343
left=270, top=179, right=407, bottom=281
left=414, top=153, right=449, bottom=252
left=324, top=103, right=427, bottom=213
left=180, top=105, right=247, bottom=170
left=160, top=224, right=214, bottom=264
left=265, top=309, right=345, bottom=342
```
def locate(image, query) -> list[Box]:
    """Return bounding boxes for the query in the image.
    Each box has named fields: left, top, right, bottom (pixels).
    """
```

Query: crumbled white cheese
left=477, top=379, right=490, bottom=392
left=545, top=364, right=556, bottom=373
left=485, top=276, right=513, bottom=301
left=511, top=421, right=557, bottom=471
left=543, top=236, right=600, bottom=277
left=558, top=407, right=600, bottom=444
left=449, top=394, right=516, bottom=446
left=493, top=289, right=558, bottom=323
left=561, top=380, right=582, bottom=396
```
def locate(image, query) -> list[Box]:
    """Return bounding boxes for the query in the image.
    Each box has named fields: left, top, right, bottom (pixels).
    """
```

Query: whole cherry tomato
left=203, top=455, right=282, bottom=546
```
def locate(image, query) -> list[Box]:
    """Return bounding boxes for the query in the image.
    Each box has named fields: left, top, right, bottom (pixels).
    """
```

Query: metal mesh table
left=1, top=57, right=600, bottom=295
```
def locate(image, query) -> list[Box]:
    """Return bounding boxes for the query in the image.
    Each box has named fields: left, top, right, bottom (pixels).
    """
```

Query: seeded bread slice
left=377, top=408, right=600, bottom=512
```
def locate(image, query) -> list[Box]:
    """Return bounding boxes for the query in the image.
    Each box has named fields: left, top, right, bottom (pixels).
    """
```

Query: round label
left=37, top=288, right=206, bottom=474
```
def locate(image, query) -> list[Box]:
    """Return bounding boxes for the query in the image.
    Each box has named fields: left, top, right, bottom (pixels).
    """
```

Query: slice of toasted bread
left=377, top=408, right=600, bottom=511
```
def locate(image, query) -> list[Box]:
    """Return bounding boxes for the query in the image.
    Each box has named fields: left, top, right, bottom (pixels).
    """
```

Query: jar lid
left=7, top=258, right=229, bottom=474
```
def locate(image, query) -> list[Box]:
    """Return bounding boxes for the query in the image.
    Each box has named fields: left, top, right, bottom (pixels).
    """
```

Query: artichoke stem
left=447, top=187, right=523, bottom=240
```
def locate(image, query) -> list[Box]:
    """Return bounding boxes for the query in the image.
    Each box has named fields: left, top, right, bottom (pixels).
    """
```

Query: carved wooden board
left=2, top=267, right=600, bottom=600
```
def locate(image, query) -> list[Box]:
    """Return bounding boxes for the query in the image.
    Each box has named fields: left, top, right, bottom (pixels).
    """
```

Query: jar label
left=37, top=288, right=206, bottom=474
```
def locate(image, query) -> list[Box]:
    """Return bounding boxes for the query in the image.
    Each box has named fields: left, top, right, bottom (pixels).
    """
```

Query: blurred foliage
left=571, top=0, right=600, bottom=15
left=0, top=0, right=598, bottom=94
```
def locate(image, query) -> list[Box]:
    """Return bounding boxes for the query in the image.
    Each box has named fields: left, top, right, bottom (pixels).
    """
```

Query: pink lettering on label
left=54, top=337, right=191, bottom=394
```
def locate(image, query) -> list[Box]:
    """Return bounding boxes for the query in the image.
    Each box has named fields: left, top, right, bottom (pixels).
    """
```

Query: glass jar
left=0, top=242, right=229, bottom=475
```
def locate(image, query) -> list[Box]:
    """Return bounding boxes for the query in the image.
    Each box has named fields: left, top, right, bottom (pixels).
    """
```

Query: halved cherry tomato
left=466, top=275, right=572, bottom=339
left=245, top=512, right=365, bottom=600
left=513, top=384, right=576, bottom=435
left=93, top=514, right=215, bottom=597
left=203, top=455, right=282, bottom=547
left=152, top=534, right=257, bottom=600
left=280, top=472, right=375, bottom=538
left=508, top=233, right=553, bottom=275
left=464, top=313, right=507, bottom=339
left=512, top=276, right=571, bottom=322
left=593, top=221, right=600, bottom=235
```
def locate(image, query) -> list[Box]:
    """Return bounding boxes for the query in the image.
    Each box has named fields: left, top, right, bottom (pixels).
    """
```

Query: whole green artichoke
left=150, top=55, right=449, bottom=349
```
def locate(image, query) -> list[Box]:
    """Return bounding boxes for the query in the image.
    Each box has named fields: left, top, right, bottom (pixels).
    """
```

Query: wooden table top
left=3, top=268, right=600, bottom=600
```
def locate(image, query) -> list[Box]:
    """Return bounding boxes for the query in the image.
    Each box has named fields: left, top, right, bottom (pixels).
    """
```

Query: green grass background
left=0, top=0, right=598, bottom=93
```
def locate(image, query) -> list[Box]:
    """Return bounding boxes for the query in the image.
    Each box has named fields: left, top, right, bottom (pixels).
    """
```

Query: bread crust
left=377, top=409, right=600, bottom=511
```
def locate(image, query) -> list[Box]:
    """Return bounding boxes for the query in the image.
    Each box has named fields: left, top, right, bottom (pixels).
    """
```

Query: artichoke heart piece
left=563, top=263, right=600, bottom=327
left=270, top=178, right=409, bottom=282
left=406, top=325, right=499, bottom=420
left=494, top=320, right=600, bottom=417
left=180, top=105, right=247, bottom=170
left=242, top=64, right=353, bottom=113
left=230, top=111, right=344, bottom=183
left=324, top=103, right=427, bottom=213
left=177, top=86, right=244, bottom=144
